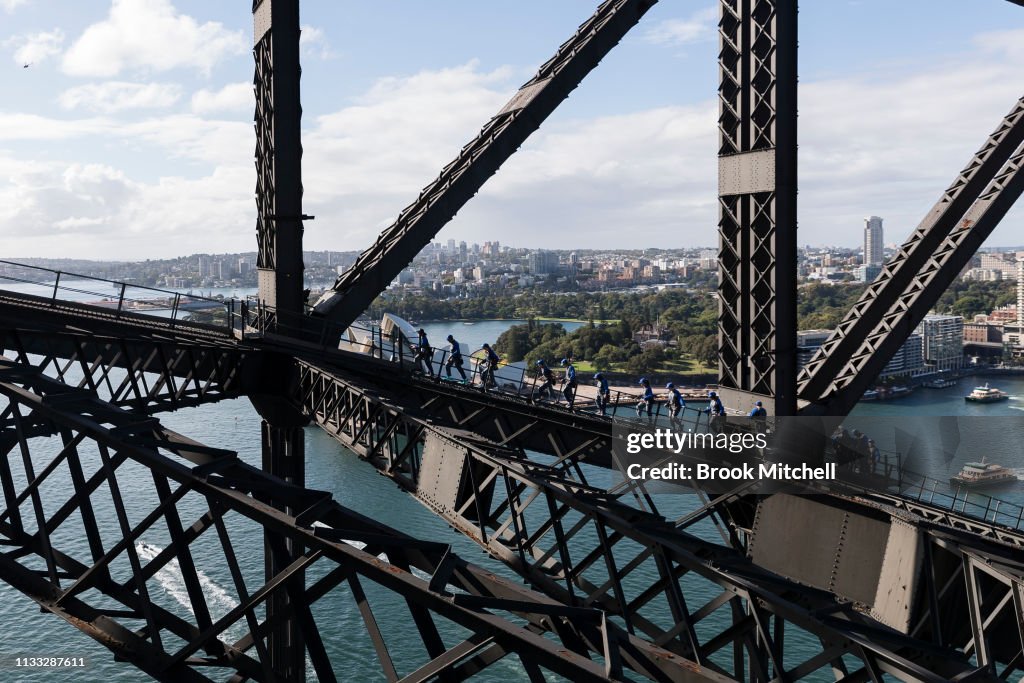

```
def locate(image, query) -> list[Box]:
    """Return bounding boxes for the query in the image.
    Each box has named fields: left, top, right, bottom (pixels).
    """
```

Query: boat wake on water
left=136, top=541, right=246, bottom=642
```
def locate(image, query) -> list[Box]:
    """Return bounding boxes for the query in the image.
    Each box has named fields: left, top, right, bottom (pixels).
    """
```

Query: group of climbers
left=413, top=328, right=501, bottom=391
left=408, top=328, right=773, bottom=422
left=533, top=357, right=578, bottom=407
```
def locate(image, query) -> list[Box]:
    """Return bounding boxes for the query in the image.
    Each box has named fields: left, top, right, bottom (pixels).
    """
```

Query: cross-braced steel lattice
left=0, top=358, right=701, bottom=683
left=716, top=0, right=798, bottom=417
left=294, top=359, right=1024, bottom=681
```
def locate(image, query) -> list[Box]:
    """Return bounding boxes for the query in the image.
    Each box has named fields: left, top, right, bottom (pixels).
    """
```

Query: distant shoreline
left=416, top=317, right=616, bottom=325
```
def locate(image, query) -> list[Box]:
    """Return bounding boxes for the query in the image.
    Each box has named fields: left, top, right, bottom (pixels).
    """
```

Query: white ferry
left=963, top=383, right=1009, bottom=403
left=950, top=458, right=1018, bottom=488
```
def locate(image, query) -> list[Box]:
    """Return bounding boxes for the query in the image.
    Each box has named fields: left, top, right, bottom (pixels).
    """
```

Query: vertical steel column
left=253, top=2, right=306, bottom=675
left=254, top=0, right=305, bottom=330
left=716, top=0, right=798, bottom=416
left=261, top=418, right=306, bottom=681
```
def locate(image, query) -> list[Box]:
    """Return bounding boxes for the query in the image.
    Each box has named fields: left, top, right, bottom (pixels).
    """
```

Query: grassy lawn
left=572, top=355, right=715, bottom=375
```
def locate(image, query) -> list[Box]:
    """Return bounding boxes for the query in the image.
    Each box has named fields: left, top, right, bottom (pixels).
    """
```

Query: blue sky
left=1, top=0, right=1022, bottom=259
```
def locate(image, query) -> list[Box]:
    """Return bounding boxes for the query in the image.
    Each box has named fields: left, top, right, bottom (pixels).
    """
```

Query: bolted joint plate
left=253, top=0, right=272, bottom=44
left=719, top=149, right=777, bottom=196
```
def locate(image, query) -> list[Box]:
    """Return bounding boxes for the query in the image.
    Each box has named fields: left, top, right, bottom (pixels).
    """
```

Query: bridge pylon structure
left=1, top=0, right=1023, bottom=681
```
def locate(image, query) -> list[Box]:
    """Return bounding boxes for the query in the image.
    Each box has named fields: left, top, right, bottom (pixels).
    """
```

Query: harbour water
left=2, top=310, right=1023, bottom=681
left=417, top=319, right=585, bottom=351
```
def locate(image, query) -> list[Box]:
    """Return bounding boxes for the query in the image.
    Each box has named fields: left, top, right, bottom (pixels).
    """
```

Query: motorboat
left=963, top=383, right=1009, bottom=403
left=950, top=458, right=1018, bottom=488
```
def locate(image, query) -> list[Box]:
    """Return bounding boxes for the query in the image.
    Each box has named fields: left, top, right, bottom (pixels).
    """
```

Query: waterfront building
left=916, top=314, right=964, bottom=372
left=797, top=329, right=832, bottom=368
left=881, top=333, right=923, bottom=376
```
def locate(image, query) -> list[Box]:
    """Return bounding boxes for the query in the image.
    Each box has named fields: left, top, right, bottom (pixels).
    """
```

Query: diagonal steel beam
left=0, top=357, right=711, bottom=682
left=313, top=0, right=659, bottom=328
left=798, top=96, right=1024, bottom=414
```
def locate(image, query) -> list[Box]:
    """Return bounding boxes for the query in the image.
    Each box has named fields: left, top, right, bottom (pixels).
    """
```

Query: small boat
left=950, top=458, right=1018, bottom=488
left=964, top=383, right=1009, bottom=403
left=923, top=378, right=956, bottom=389
left=887, top=385, right=912, bottom=399
left=861, top=389, right=879, bottom=401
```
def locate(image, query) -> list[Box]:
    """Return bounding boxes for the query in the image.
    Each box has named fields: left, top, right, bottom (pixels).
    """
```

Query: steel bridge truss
left=0, top=326, right=249, bottom=415
left=715, top=0, right=798, bottom=416
left=2, top=0, right=1024, bottom=678
left=295, top=359, right=1024, bottom=682
left=0, top=357, right=690, bottom=683
left=4, top=293, right=1024, bottom=679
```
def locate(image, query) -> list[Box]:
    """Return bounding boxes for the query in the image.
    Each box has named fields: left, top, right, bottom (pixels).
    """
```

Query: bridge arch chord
left=313, top=0, right=660, bottom=329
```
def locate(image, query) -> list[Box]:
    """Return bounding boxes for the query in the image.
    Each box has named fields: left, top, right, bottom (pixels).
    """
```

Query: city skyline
left=0, top=1, right=1023, bottom=260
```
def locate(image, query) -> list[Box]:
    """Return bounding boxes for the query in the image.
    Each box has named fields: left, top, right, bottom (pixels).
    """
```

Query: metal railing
left=895, top=468, right=1024, bottom=531
left=236, top=299, right=725, bottom=421
left=0, top=259, right=236, bottom=331
left=235, top=302, right=1024, bottom=532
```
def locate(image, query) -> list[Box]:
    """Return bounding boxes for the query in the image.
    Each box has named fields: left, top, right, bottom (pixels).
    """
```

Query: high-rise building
left=916, top=314, right=964, bottom=372
left=1017, top=258, right=1023, bottom=326
left=863, top=216, right=884, bottom=266
left=1008, top=259, right=1024, bottom=357
left=529, top=250, right=560, bottom=275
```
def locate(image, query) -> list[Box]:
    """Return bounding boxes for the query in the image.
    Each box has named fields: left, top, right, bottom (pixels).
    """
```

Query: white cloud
left=5, top=29, right=65, bottom=66
left=1, top=0, right=29, bottom=12
left=300, top=62, right=514, bottom=244
left=0, top=113, right=112, bottom=141
left=644, top=6, right=718, bottom=47
left=58, top=81, right=182, bottom=113
left=300, top=24, right=333, bottom=60
left=3, top=24, right=1024, bottom=260
left=62, top=0, right=246, bottom=78
left=191, top=82, right=252, bottom=115
left=0, top=153, right=252, bottom=258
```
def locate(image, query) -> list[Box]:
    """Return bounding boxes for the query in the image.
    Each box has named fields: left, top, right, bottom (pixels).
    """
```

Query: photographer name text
left=625, top=462, right=837, bottom=482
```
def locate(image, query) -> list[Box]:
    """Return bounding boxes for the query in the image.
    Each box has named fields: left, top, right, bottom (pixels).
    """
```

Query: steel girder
left=0, top=327, right=249, bottom=416
left=836, top=491, right=1024, bottom=677
left=0, top=358, right=671, bottom=683
left=292, top=359, right=1013, bottom=682
left=314, top=348, right=1024, bottom=545
left=253, top=0, right=305, bottom=323
left=798, top=97, right=1024, bottom=415
left=716, top=0, right=799, bottom=417
left=404, top=376, right=616, bottom=470
left=312, top=0, right=659, bottom=329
